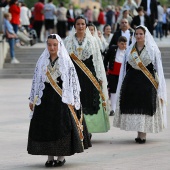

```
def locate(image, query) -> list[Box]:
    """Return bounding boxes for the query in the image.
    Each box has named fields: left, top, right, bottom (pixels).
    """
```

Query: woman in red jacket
left=98, top=8, right=105, bottom=32
left=9, top=0, right=21, bottom=35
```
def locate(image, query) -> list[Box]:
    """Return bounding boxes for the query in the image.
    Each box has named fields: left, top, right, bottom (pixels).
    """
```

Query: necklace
left=50, top=57, right=58, bottom=67
left=75, top=34, right=86, bottom=46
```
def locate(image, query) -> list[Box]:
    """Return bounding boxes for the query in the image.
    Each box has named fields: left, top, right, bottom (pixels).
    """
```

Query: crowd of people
left=0, top=0, right=168, bottom=168
left=1, top=0, right=170, bottom=64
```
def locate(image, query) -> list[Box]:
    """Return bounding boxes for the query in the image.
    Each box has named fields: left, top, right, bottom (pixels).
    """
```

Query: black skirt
left=72, top=56, right=100, bottom=115
left=27, top=80, right=91, bottom=156
left=107, top=74, right=119, bottom=93
left=120, top=63, right=157, bottom=116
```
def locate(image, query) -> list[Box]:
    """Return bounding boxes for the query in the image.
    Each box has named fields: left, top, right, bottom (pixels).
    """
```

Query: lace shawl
left=93, top=26, right=108, bottom=52
left=29, top=34, right=81, bottom=112
left=116, top=25, right=167, bottom=127
left=64, top=27, right=110, bottom=113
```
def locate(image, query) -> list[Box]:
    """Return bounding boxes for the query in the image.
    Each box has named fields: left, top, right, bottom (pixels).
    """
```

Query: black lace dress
left=27, top=75, right=91, bottom=156
left=72, top=55, right=100, bottom=115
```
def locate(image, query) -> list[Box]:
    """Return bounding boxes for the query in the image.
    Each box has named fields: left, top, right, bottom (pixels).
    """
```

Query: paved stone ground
left=0, top=79, right=170, bottom=170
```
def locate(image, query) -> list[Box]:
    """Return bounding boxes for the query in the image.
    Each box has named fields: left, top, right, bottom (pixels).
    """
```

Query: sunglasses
left=48, top=34, right=56, bottom=39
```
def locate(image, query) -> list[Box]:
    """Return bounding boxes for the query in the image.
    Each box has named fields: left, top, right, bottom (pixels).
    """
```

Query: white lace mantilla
left=46, top=60, right=62, bottom=83
left=64, top=33, right=102, bottom=81
left=128, top=48, right=152, bottom=69
left=114, top=25, right=167, bottom=128
left=64, top=28, right=110, bottom=113
left=29, top=34, right=81, bottom=116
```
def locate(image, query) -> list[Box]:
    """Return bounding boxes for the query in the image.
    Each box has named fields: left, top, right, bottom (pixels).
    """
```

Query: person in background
left=104, top=36, right=127, bottom=116
left=20, top=2, right=31, bottom=32
left=93, top=6, right=99, bottom=27
left=28, top=33, right=91, bottom=167
left=140, top=0, right=158, bottom=35
left=109, top=18, right=133, bottom=47
left=98, top=8, right=105, bottom=32
left=9, top=0, right=21, bottom=45
left=113, top=25, right=167, bottom=144
left=66, top=4, right=76, bottom=34
left=131, top=6, right=150, bottom=31
left=156, top=2, right=164, bottom=39
left=88, top=23, right=108, bottom=57
left=33, top=0, right=44, bottom=42
left=43, top=0, right=56, bottom=39
left=84, top=6, right=93, bottom=23
left=97, top=29, right=109, bottom=57
left=3, top=13, right=20, bottom=64
left=56, top=2, right=67, bottom=39
left=103, top=24, right=113, bottom=44
left=106, top=5, right=113, bottom=27
left=122, top=0, right=138, bottom=17
left=117, top=9, right=133, bottom=29
left=162, top=7, right=169, bottom=38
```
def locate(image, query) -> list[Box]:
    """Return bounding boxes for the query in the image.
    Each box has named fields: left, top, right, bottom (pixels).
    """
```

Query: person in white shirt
left=20, top=3, right=31, bottom=32
left=93, top=6, right=99, bottom=27
left=109, top=18, right=134, bottom=47
left=56, top=2, right=67, bottom=38
left=131, top=6, right=150, bottom=31
left=156, top=2, right=164, bottom=39
left=43, top=0, right=56, bottom=39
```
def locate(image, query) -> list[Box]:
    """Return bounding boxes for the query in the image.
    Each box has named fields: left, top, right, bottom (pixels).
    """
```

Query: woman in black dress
left=27, top=34, right=91, bottom=167
left=64, top=16, right=110, bottom=133
left=113, top=25, right=167, bottom=144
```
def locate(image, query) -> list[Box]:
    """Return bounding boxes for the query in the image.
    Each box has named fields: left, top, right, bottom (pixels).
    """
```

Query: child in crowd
left=3, top=12, right=20, bottom=64
left=104, top=36, right=127, bottom=116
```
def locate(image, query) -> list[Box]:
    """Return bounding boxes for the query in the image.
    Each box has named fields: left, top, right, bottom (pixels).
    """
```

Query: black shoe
left=54, top=159, right=66, bottom=167
left=45, top=160, right=54, bottom=167
left=135, top=138, right=140, bottom=143
left=109, top=110, right=114, bottom=116
left=135, top=138, right=146, bottom=144
left=138, top=138, right=146, bottom=144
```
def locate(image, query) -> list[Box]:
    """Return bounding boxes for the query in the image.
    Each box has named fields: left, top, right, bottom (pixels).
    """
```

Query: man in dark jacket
left=140, top=0, right=158, bottom=35
left=131, top=6, right=151, bottom=31
left=109, top=18, right=133, bottom=48
left=106, top=5, right=113, bottom=27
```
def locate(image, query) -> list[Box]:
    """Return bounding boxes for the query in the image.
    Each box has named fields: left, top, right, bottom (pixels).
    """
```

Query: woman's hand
left=160, top=98, right=163, bottom=105
left=29, top=102, right=33, bottom=111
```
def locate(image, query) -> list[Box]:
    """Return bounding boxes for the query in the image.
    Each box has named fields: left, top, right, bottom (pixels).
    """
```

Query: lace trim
left=46, top=60, right=62, bottom=83
left=128, top=48, right=152, bottom=70
left=29, top=36, right=81, bottom=111
left=64, top=35, right=102, bottom=81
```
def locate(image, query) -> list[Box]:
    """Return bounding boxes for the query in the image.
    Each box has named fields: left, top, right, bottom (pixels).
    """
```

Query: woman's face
left=47, top=39, right=59, bottom=56
left=88, top=26, right=95, bottom=36
left=75, top=19, right=86, bottom=34
left=104, top=26, right=111, bottom=35
left=97, top=30, right=102, bottom=38
left=135, top=28, right=145, bottom=43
